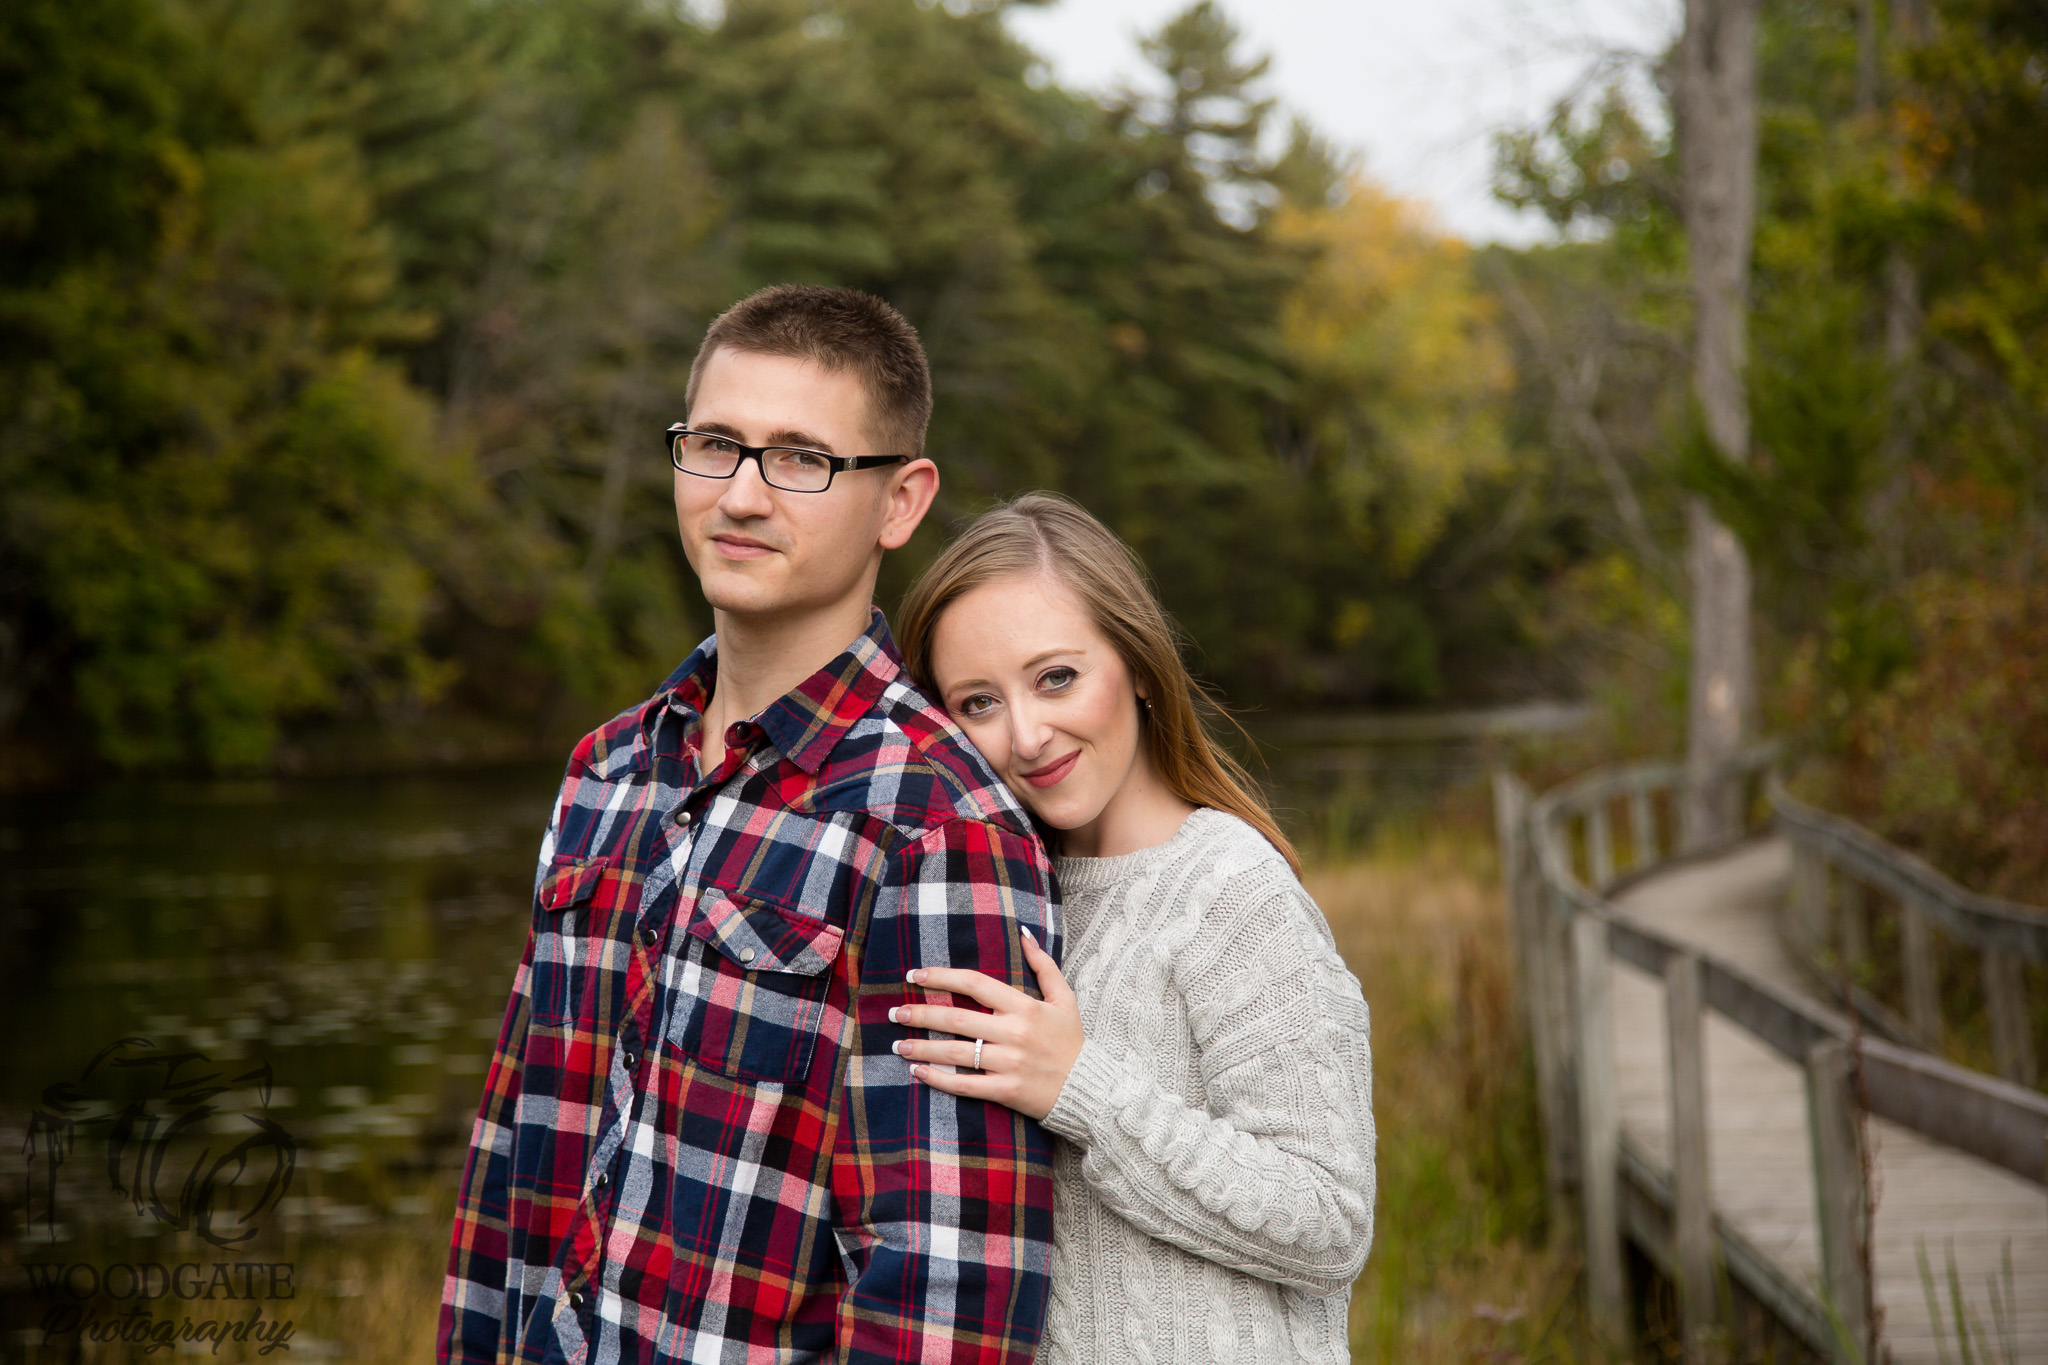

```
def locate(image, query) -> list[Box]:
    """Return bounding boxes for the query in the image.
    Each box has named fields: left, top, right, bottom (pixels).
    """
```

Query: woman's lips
left=1022, top=750, right=1080, bottom=789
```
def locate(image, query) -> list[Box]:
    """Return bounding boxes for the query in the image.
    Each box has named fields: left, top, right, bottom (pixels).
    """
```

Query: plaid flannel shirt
left=440, top=610, right=1059, bottom=1365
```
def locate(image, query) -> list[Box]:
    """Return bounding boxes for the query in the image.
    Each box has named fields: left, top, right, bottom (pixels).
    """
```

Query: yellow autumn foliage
left=1277, top=182, right=1513, bottom=570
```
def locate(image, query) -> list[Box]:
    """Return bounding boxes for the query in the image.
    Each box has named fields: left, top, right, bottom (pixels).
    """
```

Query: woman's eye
left=1037, top=667, right=1078, bottom=692
left=956, top=693, right=997, bottom=718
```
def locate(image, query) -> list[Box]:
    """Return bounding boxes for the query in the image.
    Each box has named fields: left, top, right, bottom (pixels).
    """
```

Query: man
left=440, top=286, right=1059, bottom=1365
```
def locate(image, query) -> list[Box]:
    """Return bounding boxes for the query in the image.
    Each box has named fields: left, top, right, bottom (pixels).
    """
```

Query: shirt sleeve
left=1038, top=872, right=1376, bottom=1296
left=831, top=816, right=1060, bottom=1365
left=437, top=803, right=560, bottom=1363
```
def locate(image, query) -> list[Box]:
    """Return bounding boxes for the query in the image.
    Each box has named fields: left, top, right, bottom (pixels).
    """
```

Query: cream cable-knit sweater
left=1038, top=807, right=1376, bottom=1363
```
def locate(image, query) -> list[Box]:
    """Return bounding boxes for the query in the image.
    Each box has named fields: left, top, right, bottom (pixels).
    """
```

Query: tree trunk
left=1678, top=0, right=1760, bottom=850
left=1872, top=0, right=1928, bottom=585
left=1682, top=498, right=1754, bottom=844
left=1875, top=0, right=1926, bottom=384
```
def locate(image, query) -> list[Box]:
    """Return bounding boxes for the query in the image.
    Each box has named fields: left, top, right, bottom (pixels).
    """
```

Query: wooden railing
left=1495, top=752, right=2048, bottom=1364
left=1775, top=785, right=2047, bottom=1088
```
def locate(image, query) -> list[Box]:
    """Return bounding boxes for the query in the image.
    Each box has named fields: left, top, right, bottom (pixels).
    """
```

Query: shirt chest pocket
left=678, top=887, right=846, bottom=1086
left=530, top=853, right=634, bottom=1025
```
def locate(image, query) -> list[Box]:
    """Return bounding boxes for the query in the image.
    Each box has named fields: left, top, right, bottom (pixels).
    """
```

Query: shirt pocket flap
left=689, top=891, right=844, bottom=976
left=538, top=855, right=612, bottom=913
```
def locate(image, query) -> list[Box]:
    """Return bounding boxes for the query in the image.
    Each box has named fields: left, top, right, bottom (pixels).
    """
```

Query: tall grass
left=1918, top=1239, right=2023, bottom=1365
left=1309, top=832, right=1623, bottom=1364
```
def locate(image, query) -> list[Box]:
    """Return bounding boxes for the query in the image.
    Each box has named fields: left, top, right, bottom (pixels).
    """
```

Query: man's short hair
left=685, top=285, right=933, bottom=457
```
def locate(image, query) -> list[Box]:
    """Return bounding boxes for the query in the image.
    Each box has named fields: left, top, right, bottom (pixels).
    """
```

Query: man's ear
left=877, top=458, right=939, bottom=551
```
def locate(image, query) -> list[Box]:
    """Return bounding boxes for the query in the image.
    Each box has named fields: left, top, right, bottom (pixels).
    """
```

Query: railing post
left=1544, top=883, right=1582, bottom=1211
left=1838, top=871, right=1867, bottom=978
left=1665, top=951, right=1716, bottom=1360
left=1628, top=783, right=1656, bottom=870
left=1805, top=1040, right=1872, bottom=1364
left=1900, top=897, right=1943, bottom=1051
left=1572, top=912, right=1624, bottom=1336
left=1984, top=946, right=2037, bottom=1088
left=1788, top=841, right=1828, bottom=956
left=1495, top=770, right=1574, bottom=1228
left=1588, top=802, right=1615, bottom=889
left=1495, top=771, right=1533, bottom=1002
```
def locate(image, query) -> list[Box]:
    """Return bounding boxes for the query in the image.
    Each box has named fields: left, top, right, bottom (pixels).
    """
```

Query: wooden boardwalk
left=1609, top=836, right=2048, bottom=1363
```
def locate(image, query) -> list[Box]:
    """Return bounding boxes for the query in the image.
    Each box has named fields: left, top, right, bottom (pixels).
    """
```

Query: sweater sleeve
left=1038, top=868, right=1375, bottom=1295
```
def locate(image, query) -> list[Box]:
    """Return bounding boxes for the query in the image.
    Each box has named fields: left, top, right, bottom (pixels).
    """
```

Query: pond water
left=0, top=768, right=554, bottom=1356
left=0, top=705, right=1572, bottom=1355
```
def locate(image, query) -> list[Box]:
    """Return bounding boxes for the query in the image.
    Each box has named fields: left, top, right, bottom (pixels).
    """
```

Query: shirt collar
left=652, top=607, right=902, bottom=777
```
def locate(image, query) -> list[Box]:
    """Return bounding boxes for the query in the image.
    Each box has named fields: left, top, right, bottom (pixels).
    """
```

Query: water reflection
left=0, top=767, right=555, bottom=1272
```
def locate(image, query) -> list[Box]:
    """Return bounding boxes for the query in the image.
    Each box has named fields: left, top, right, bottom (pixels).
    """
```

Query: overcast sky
left=1004, top=0, right=1678, bottom=244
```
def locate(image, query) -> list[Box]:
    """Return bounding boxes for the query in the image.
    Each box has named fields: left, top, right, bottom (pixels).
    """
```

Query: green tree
left=0, top=0, right=1570, bottom=774
left=0, top=0, right=562, bottom=766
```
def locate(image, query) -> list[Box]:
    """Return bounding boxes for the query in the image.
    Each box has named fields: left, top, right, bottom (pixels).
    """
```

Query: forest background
left=2, top=0, right=2044, bottom=901
left=3, top=2, right=2046, bottom=1358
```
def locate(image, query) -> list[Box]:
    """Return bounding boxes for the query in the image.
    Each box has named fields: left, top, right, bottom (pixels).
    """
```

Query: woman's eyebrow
left=943, top=647, right=1086, bottom=695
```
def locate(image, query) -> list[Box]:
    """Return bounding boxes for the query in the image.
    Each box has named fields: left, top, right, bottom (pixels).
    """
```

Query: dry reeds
left=1310, top=834, right=1624, bottom=1364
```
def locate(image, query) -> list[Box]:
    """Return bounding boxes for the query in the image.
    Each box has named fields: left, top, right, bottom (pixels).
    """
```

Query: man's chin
left=700, top=569, right=835, bottom=625
left=701, top=579, right=789, bottom=619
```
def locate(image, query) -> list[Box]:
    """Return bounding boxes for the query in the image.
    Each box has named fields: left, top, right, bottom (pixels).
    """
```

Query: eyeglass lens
left=672, top=432, right=835, bottom=492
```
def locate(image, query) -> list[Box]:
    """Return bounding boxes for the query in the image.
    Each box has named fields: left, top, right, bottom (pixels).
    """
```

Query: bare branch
left=1485, top=258, right=1676, bottom=586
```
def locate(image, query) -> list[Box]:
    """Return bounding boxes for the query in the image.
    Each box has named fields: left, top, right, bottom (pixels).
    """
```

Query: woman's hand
left=890, top=927, right=1081, bottom=1122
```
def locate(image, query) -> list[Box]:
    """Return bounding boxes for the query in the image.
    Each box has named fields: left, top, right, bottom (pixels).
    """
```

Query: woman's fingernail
left=1021, top=926, right=1037, bottom=947
left=908, top=1064, right=924, bottom=1081
left=892, top=1040, right=907, bottom=1056
left=888, top=1006, right=904, bottom=1024
left=905, top=969, right=924, bottom=986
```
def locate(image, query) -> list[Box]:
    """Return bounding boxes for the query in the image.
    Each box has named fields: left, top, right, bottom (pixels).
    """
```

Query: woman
left=890, top=493, right=1375, bottom=1363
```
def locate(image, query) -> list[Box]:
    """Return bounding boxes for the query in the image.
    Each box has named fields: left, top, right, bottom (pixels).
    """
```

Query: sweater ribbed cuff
left=1040, top=1035, right=1125, bottom=1146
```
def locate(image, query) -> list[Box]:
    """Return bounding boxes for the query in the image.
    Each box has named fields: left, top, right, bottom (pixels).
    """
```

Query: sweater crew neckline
left=1053, top=807, right=1223, bottom=893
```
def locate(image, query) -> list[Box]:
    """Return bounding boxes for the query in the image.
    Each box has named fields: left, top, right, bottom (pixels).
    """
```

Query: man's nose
left=716, top=453, right=777, bottom=518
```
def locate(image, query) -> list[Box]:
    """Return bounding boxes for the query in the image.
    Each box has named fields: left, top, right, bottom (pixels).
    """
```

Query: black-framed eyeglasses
left=665, top=425, right=911, bottom=493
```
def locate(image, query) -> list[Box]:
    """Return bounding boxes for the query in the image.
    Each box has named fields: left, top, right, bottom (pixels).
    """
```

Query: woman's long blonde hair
left=896, top=492, right=1301, bottom=876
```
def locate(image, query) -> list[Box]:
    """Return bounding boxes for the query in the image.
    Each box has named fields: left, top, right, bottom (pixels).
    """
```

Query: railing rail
left=1496, top=751, right=2048, bottom=1365
left=1773, top=788, right=2048, bottom=958
left=1774, top=784, right=2046, bottom=1084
